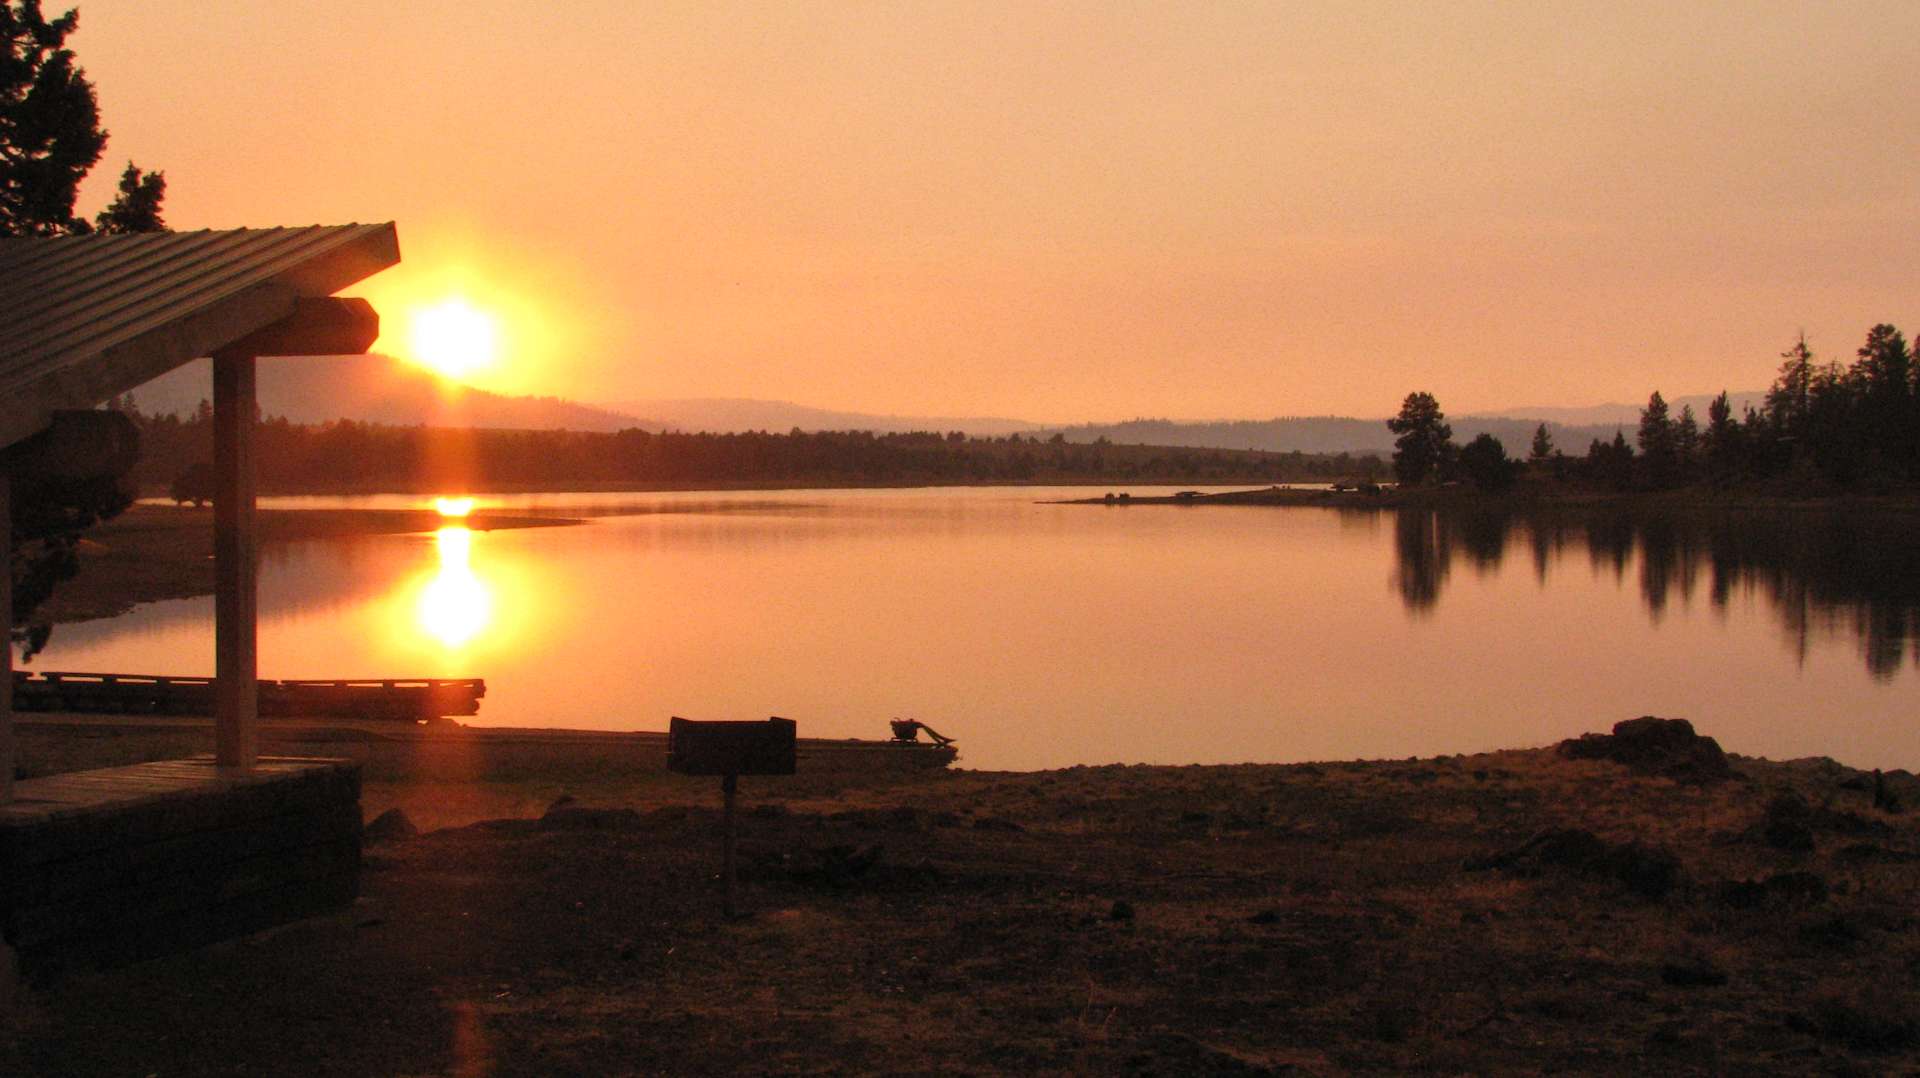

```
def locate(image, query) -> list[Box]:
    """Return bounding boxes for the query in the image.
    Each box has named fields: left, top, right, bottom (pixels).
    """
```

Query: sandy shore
left=5, top=719, right=1918, bottom=1074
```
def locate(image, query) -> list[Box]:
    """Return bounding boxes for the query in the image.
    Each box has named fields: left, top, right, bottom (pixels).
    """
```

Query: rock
left=973, top=816, right=1023, bottom=833
left=1716, top=870, right=1828, bottom=911
left=1661, top=956, right=1728, bottom=987
left=1764, top=793, right=1816, bottom=852
left=1465, top=828, right=1680, bottom=899
left=537, top=806, right=642, bottom=831
left=1797, top=914, right=1863, bottom=949
left=1873, top=770, right=1904, bottom=814
left=0, top=940, right=17, bottom=1021
left=1835, top=842, right=1920, bottom=864
left=782, top=844, right=884, bottom=885
left=1609, top=845, right=1682, bottom=899
left=1557, top=717, right=1730, bottom=783
left=363, top=808, right=417, bottom=845
left=1809, top=996, right=1918, bottom=1051
left=1108, top=900, right=1135, bottom=922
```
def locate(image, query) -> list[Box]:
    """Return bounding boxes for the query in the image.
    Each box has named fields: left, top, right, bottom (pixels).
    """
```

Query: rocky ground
left=5, top=719, right=1920, bottom=1075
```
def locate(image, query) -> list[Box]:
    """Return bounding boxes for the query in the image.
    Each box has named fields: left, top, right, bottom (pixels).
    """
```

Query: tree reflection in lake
left=1385, top=505, right=1920, bottom=678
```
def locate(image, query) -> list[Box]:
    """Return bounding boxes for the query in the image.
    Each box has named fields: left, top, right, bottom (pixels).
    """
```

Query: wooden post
left=1, top=472, right=12, bottom=804
left=722, top=774, right=739, bottom=918
left=213, top=347, right=258, bottom=771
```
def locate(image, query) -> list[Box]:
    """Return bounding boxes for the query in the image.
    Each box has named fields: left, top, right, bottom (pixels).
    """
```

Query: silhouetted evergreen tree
left=1386, top=392, right=1455, bottom=486
left=1766, top=335, right=1816, bottom=445
left=1674, top=404, right=1700, bottom=478
left=1703, top=391, right=1740, bottom=484
left=1458, top=432, right=1519, bottom=491
left=1637, top=391, right=1678, bottom=488
left=1528, top=424, right=1554, bottom=464
left=92, top=160, right=165, bottom=232
left=1851, top=324, right=1915, bottom=480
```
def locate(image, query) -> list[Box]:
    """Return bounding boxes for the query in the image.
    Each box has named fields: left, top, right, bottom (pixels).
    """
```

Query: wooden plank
left=0, top=281, right=295, bottom=451
left=222, top=297, right=379, bottom=357
left=213, top=347, right=258, bottom=770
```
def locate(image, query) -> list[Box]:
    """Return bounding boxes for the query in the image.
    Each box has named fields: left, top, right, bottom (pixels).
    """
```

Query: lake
left=31, top=487, right=1919, bottom=771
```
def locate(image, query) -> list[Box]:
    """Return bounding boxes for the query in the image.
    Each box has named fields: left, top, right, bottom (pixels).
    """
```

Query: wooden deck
left=1, top=756, right=361, bottom=978
left=12, top=671, right=485, bottom=720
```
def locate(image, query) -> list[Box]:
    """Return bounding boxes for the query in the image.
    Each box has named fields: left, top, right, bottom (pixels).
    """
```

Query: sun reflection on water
left=418, top=526, right=491, bottom=648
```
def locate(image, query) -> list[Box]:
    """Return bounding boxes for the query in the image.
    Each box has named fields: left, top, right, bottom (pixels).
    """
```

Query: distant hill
left=1038, top=416, right=1634, bottom=458
left=130, top=354, right=655, bottom=431
left=1468, top=391, right=1767, bottom=427
left=599, top=397, right=1042, bottom=436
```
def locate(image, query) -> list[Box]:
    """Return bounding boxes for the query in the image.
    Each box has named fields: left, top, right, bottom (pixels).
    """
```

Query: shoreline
left=10, top=718, right=1920, bottom=1071
left=1052, top=483, right=1920, bottom=513
left=36, top=504, right=582, bottom=625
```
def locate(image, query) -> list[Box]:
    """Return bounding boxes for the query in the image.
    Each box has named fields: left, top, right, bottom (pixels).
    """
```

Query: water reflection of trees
left=1385, top=506, right=1919, bottom=678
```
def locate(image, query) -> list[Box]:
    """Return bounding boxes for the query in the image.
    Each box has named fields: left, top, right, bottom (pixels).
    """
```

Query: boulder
left=363, top=808, right=418, bottom=845
left=1465, top=827, right=1681, bottom=899
left=1557, top=717, right=1730, bottom=783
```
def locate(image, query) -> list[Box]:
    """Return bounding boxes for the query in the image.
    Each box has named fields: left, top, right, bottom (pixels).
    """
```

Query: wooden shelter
left=0, top=224, right=399, bottom=976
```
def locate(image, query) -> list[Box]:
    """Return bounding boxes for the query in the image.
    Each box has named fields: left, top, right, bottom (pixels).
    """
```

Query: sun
left=408, top=299, right=499, bottom=380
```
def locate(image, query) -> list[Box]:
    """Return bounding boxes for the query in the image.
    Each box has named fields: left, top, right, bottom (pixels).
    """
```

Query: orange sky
left=73, top=2, right=1919, bottom=421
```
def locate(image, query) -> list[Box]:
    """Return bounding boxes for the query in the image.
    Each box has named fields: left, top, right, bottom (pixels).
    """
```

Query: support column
left=213, top=348, right=258, bottom=771
left=2, top=472, right=13, bottom=803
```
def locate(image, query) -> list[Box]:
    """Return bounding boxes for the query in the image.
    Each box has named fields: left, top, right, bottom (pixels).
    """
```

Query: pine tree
left=1637, top=391, right=1677, bottom=487
left=1385, top=392, right=1454, bottom=486
left=1528, top=423, right=1554, bottom=463
left=1704, top=391, right=1741, bottom=484
left=0, top=2, right=105, bottom=233
left=1674, top=404, right=1700, bottom=475
left=93, top=160, right=166, bottom=232
left=1765, top=334, right=1816, bottom=441
left=1851, top=324, right=1915, bottom=479
left=0, top=3, right=164, bottom=237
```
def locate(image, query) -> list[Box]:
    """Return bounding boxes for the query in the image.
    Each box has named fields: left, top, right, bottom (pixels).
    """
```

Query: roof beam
left=0, top=283, right=294, bottom=450
left=225, top=297, right=380, bottom=358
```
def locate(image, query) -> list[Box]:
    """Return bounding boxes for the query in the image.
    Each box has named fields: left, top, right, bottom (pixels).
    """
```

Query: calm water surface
left=35, top=487, right=1919, bottom=771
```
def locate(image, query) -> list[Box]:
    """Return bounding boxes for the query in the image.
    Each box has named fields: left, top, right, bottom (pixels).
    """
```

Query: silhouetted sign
left=668, top=716, right=796, bottom=776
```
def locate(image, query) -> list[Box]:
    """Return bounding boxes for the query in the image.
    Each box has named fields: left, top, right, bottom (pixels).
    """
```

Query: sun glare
left=409, top=299, right=499, bottom=380
left=418, top=526, right=491, bottom=648
left=434, top=496, right=476, bottom=518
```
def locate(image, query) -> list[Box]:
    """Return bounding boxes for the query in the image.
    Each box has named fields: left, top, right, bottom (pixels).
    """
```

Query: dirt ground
left=6, top=730, right=1920, bottom=1076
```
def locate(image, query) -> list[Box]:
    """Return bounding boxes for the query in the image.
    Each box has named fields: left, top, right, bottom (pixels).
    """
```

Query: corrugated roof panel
left=0, top=223, right=399, bottom=447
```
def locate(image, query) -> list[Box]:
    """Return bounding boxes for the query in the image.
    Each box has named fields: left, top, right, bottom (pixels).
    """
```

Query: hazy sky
left=73, top=2, right=1919, bottom=421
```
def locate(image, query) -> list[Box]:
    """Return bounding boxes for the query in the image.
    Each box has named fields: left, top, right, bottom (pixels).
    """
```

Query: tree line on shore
left=1387, top=323, right=1919, bottom=493
left=119, top=407, right=1388, bottom=498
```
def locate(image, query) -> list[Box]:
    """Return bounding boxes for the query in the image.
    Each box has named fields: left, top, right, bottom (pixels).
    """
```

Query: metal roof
left=0, top=223, right=400, bottom=448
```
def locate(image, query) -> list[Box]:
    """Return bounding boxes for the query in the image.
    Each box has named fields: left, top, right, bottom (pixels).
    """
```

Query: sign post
left=667, top=717, right=797, bottom=918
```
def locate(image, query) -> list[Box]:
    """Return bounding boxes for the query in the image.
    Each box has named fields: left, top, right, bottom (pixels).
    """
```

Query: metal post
left=213, top=347, right=258, bottom=771
left=1, top=472, right=12, bottom=804
left=721, top=773, right=738, bottom=918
